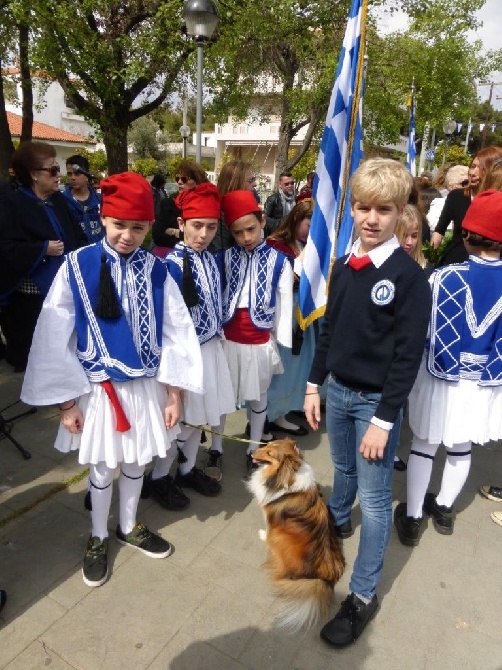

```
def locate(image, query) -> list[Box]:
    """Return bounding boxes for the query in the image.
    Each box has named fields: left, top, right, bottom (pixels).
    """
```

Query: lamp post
left=179, top=125, right=191, bottom=159
left=182, top=0, right=219, bottom=165
left=442, top=119, right=456, bottom=165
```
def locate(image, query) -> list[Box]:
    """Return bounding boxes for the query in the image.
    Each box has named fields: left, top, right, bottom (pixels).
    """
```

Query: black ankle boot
left=423, top=493, right=454, bottom=535
left=394, top=502, right=423, bottom=546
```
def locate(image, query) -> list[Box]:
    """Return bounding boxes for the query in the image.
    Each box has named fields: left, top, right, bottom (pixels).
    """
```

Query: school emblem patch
left=371, top=280, right=395, bottom=306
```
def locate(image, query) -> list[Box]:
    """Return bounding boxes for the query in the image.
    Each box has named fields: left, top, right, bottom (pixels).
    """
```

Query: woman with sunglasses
left=0, top=141, right=87, bottom=371
left=151, top=160, right=208, bottom=257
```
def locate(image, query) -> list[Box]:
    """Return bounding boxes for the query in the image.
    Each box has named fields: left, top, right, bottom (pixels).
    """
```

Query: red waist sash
left=223, top=308, right=270, bottom=345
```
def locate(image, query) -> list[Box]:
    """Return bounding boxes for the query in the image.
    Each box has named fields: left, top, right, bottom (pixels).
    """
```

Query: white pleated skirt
left=182, top=337, right=236, bottom=426
left=409, top=358, right=502, bottom=447
left=55, top=378, right=180, bottom=468
left=222, top=338, right=283, bottom=404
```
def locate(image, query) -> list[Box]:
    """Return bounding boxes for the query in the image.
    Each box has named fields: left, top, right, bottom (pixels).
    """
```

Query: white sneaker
left=490, top=511, right=502, bottom=527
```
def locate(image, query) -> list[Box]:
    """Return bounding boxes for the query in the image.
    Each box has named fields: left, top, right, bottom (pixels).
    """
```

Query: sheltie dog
left=246, top=438, right=345, bottom=632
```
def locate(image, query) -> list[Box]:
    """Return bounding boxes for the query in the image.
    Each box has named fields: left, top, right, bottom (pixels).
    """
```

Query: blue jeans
left=326, top=376, right=398, bottom=600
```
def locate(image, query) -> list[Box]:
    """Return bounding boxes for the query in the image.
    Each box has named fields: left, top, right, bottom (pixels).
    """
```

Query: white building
left=214, top=113, right=308, bottom=191
left=7, top=111, right=96, bottom=167
left=4, top=67, right=98, bottom=140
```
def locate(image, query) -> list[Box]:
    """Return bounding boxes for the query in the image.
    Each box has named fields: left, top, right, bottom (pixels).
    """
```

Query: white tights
left=406, top=436, right=472, bottom=518
left=89, top=461, right=145, bottom=539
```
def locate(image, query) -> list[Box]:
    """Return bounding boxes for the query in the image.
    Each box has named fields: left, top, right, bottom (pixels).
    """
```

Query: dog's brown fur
left=247, top=438, right=345, bottom=631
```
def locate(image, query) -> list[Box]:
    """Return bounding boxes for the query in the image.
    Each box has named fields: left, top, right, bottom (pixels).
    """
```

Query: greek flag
left=406, top=94, right=416, bottom=177
left=297, top=0, right=367, bottom=328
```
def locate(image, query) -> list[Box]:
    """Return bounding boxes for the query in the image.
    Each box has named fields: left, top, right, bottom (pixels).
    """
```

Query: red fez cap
left=100, top=172, right=154, bottom=221
left=462, top=189, right=502, bottom=243
left=175, top=182, right=221, bottom=220
left=221, top=190, right=262, bottom=228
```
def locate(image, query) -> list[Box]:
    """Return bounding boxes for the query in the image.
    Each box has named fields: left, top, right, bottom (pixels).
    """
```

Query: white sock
left=151, top=450, right=177, bottom=480
left=248, top=392, right=268, bottom=454
left=89, top=462, right=114, bottom=540
left=436, top=442, right=472, bottom=508
left=178, top=429, right=202, bottom=476
left=210, top=416, right=226, bottom=453
left=273, top=416, right=300, bottom=431
left=118, top=462, right=145, bottom=535
left=406, top=436, right=439, bottom=518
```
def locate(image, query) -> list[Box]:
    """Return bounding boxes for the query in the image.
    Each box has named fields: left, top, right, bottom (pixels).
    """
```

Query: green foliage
left=365, top=0, right=485, bottom=148
left=289, top=147, right=317, bottom=184
left=433, top=144, right=471, bottom=168
left=423, top=231, right=453, bottom=265
left=131, top=158, right=157, bottom=178
left=128, top=116, right=165, bottom=161
left=73, top=147, right=108, bottom=175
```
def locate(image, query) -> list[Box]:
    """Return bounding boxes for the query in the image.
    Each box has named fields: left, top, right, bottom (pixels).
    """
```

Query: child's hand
left=164, top=387, right=182, bottom=429
left=60, top=404, right=84, bottom=433
left=304, top=390, right=321, bottom=431
left=359, top=423, right=388, bottom=462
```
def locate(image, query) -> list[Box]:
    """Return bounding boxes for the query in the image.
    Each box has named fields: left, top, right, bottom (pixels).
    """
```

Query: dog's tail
left=272, top=578, right=334, bottom=632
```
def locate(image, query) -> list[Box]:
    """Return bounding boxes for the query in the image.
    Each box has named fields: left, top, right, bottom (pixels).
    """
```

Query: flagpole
left=297, top=0, right=368, bottom=330
left=334, top=1, right=368, bottom=242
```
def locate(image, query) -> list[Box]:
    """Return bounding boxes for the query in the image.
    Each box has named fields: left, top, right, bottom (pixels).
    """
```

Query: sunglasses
left=246, top=176, right=257, bottom=183
left=35, top=165, right=61, bottom=177
left=175, top=175, right=189, bottom=183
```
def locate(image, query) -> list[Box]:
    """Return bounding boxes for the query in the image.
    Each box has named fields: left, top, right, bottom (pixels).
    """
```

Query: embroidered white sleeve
left=21, top=263, right=91, bottom=406
left=273, top=261, right=293, bottom=348
left=157, top=273, right=204, bottom=393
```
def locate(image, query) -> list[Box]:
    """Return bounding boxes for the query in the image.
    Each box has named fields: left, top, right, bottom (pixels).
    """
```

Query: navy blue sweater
left=308, top=247, right=432, bottom=423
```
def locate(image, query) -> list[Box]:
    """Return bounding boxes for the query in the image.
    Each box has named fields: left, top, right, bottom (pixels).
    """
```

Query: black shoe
left=320, top=593, right=379, bottom=647
left=82, top=536, right=108, bottom=588
left=393, top=457, right=407, bottom=472
left=334, top=519, right=353, bottom=539
left=423, top=492, right=454, bottom=535
left=244, top=422, right=276, bottom=443
left=175, top=466, right=222, bottom=497
left=205, top=449, right=223, bottom=481
left=0, top=589, right=6, bottom=612
left=116, top=523, right=172, bottom=558
left=394, top=502, right=422, bottom=546
left=267, top=421, right=309, bottom=437
left=145, top=472, right=190, bottom=510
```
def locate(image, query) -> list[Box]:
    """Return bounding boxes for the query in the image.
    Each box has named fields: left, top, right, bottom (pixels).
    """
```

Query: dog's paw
left=258, top=528, right=267, bottom=541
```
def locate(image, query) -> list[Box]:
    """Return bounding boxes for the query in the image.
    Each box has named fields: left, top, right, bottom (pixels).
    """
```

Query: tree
left=205, top=0, right=357, bottom=181
left=0, top=0, right=34, bottom=179
left=27, top=0, right=195, bottom=174
left=128, top=116, right=164, bottom=161
left=364, top=0, right=493, bottom=151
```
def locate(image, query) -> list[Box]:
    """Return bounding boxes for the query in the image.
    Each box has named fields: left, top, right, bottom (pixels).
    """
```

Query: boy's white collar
left=346, top=235, right=399, bottom=269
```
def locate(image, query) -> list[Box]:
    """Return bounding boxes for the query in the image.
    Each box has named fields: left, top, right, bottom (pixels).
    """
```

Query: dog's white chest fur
left=247, top=462, right=317, bottom=505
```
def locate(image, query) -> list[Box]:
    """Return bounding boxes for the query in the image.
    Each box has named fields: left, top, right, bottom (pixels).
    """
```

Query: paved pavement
left=1, top=358, right=502, bottom=670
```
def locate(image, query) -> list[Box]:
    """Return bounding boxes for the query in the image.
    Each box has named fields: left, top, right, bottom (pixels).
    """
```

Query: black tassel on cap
left=95, top=254, right=121, bottom=320
left=182, top=246, right=199, bottom=309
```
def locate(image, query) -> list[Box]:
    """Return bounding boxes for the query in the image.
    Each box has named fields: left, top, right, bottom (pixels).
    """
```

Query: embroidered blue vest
left=164, top=243, right=223, bottom=344
left=66, top=240, right=167, bottom=382
left=427, top=256, right=502, bottom=386
left=218, top=240, right=287, bottom=330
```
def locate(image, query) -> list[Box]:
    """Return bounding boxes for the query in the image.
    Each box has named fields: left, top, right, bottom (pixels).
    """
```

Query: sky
left=374, top=0, right=502, bottom=109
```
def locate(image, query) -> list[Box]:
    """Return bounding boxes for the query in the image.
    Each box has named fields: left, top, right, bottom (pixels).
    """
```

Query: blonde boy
left=304, top=158, right=431, bottom=647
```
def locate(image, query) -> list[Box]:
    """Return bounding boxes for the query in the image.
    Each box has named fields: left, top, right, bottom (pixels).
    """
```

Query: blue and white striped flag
left=405, top=93, right=416, bottom=177
left=297, top=0, right=367, bottom=328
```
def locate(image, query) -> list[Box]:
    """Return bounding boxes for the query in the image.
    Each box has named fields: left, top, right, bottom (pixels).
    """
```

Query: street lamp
left=442, top=119, right=457, bottom=165
left=179, top=124, right=191, bottom=159
left=182, top=0, right=219, bottom=164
